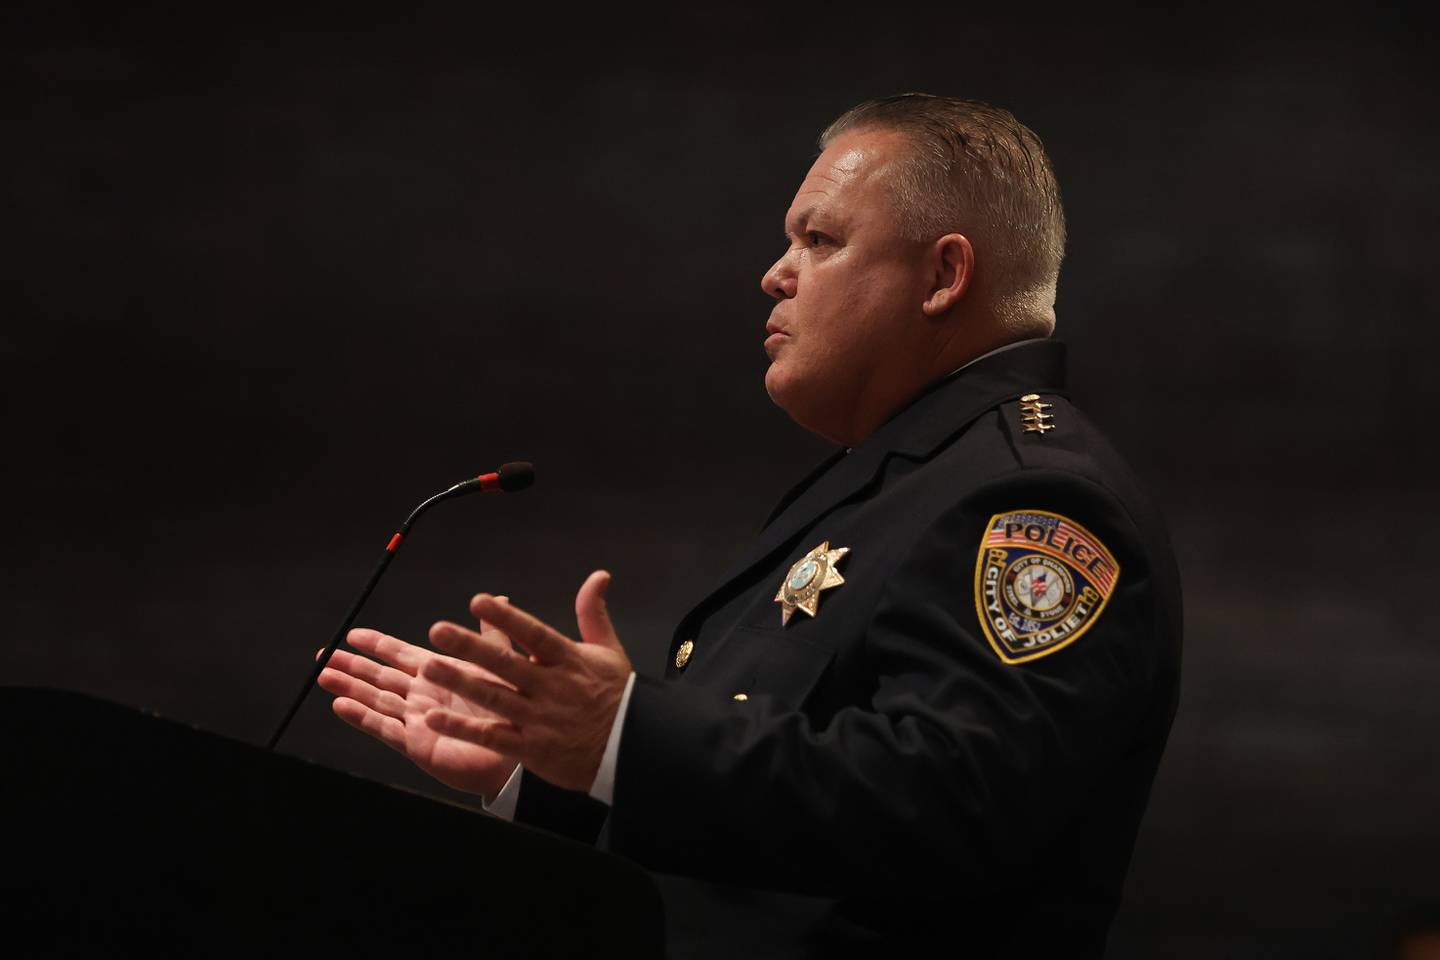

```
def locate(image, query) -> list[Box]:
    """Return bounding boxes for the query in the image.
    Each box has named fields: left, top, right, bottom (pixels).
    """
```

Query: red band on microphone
left=477, top=472, right=502, bottom=492
left=385, top=532, right=404, bottom=552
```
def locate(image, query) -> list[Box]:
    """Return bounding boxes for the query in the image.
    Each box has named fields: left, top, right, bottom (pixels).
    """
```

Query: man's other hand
left=316, top=621, right=521, bottom=801
left=419, top=570, right=633, bottom=794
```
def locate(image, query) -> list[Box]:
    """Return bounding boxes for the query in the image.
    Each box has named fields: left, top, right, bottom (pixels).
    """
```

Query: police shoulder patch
left=973, top=510, right=1120, bottom=665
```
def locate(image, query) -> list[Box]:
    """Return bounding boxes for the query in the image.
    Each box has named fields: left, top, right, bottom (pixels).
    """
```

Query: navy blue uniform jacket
left=514, top=340, right=1182, bottom=956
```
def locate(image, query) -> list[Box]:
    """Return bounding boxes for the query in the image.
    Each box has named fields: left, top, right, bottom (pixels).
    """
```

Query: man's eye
left=807, top=231, right=828, bottom=247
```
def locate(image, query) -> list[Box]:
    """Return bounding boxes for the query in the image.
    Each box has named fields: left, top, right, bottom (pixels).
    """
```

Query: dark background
left=6, top=8, right=1437, bottom=956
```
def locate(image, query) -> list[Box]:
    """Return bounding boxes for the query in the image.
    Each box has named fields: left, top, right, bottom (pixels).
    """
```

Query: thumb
left=575, top=570, right=621, bottom=650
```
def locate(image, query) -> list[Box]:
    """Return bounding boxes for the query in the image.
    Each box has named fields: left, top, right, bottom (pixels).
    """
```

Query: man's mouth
left=764, top=321, right=788, bottom=355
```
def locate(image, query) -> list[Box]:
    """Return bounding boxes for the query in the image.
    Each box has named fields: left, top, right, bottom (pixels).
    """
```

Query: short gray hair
left=819, top=93, right=1067, bottom=332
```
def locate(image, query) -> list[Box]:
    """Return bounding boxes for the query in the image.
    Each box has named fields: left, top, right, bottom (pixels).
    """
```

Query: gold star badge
left=775, top=541, right=850, bottom=626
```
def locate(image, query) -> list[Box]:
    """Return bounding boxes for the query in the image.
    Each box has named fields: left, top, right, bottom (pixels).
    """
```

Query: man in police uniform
left=317, top=94, right=1182, bottom=955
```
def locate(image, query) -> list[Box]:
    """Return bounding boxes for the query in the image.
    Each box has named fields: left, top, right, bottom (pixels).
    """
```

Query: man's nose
left=761, top=255, right=797, bottom=300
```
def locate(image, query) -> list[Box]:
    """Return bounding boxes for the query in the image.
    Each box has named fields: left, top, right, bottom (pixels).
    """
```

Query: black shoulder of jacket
left=989, top=393, right=1167, bottom=529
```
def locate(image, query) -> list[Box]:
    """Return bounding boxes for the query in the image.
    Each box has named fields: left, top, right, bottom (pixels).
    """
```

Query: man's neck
left=842, top=336, right=1049, bottom=453
left=941, top=336, right=1048, bottom=380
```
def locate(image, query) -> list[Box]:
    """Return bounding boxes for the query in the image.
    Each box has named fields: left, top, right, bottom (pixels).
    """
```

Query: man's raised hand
left=419, top=570, right=634, bottom=794
left=316, top=623, right=520, bottom=801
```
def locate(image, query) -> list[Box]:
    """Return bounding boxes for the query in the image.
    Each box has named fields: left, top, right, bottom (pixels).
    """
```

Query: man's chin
left=764, top=363, right=853, bottom=445
left=763, top=361, right=791, bottom=408
left=765, top=363, right=816, bottom=428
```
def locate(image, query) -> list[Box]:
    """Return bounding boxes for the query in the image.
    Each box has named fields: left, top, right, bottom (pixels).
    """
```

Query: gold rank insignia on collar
left=775, top=541, right=850, bottom=626
left=1019, top=394, right=1055, bottom=435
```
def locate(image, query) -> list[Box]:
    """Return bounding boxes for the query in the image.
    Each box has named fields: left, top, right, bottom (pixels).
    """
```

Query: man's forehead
left=786, top=130, right=901, bottom=224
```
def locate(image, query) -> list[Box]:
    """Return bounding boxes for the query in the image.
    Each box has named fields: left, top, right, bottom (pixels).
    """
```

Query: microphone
left=266, top=462, right=535, bottom=750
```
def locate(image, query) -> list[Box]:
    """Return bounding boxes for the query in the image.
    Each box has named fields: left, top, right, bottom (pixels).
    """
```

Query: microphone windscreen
left=497, top=461, right=535, bottom=493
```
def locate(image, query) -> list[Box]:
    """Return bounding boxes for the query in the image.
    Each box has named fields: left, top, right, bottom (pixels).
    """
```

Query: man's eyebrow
left=784, top=207, right=823, bottom=236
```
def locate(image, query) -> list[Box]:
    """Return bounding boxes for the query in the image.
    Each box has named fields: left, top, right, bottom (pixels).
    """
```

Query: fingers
left=323, top=648, right=413, bottom=699
left=477, top=595, right=509, bottom=634
left=468, top=594, right=572, bottom=666
left=474, top=596, right=543, bottom=663
left=425, top=708, right=524, bottom=755
left=318, top=666, right=407, bottom=721
left=419, top=657, right=535, bottom=725
left=345, top=628, right=427, bottom=676
left=332, top=697, right=406, bottom=753
left=430, top=620, right=543, bottom=685
left=575, top=570, right=621, bottom=650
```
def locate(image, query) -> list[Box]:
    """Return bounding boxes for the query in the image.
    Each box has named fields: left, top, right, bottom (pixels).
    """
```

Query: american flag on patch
left=1029, top=571, right=1050, bottom=602
left=983, top=512, right=1119, bottom=596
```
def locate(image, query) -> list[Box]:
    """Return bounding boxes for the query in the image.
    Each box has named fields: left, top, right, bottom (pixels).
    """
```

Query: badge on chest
left=775, top=541, right=851, bottom=626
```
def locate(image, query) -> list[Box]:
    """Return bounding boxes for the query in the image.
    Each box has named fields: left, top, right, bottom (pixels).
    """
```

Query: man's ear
left=921, top=233, right=975, bottom=317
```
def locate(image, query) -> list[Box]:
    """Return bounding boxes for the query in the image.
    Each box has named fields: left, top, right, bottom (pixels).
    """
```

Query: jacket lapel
left=671, top=340, right=1069, bottom=645
left=760, top=447, right=848, bottom=529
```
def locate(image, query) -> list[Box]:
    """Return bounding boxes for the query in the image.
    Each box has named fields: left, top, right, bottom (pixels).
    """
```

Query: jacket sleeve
left=602, top=472, right=1170, bottom=895
left=512, top=768, right=608, bottom=845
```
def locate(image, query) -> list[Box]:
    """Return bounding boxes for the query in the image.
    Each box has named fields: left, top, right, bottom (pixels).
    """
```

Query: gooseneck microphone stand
left=266, top=462, right=534, bottom=750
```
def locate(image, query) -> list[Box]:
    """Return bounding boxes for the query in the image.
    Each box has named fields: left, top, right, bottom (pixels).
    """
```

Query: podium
left=1, top=688, right=664, bottom=958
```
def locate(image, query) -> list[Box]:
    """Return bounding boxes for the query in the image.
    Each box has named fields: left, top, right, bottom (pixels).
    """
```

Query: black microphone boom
left=266, top=462, right=535, bottom=750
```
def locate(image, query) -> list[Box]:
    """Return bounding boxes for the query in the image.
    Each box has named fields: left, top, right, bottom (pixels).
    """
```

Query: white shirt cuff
left=482, top=762, right=524, bottom=820
left=588, top=670, right=636, bottom=807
